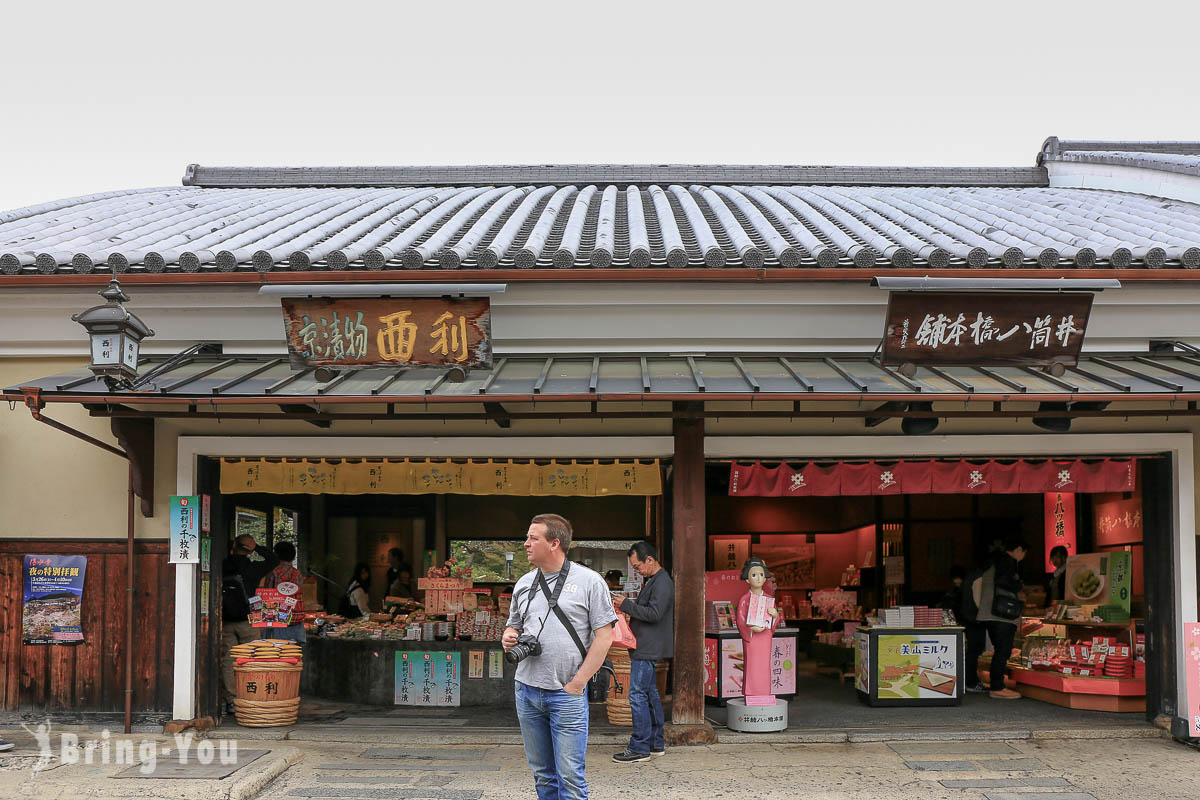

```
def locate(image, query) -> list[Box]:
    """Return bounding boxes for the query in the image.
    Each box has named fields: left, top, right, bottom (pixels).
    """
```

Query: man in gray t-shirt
left=503, top=514, right=616, bottom=800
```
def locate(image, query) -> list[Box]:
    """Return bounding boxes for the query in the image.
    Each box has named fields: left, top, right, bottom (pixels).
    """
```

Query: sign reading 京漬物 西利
left=280, top=296, right=491, bottom=368
left=881, top=292, right=1093, bottom=368
left=169, top=495, right=200, bottom=564
left=22, top=555, right=87, bottom=644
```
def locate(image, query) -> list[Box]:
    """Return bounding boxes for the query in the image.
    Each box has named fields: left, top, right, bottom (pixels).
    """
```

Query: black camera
left=505, top=634, right=542, bottom=665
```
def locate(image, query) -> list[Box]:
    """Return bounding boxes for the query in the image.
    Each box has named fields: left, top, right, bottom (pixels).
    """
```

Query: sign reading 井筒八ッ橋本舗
left=280, top=296, right=490, bottom=368
left=880, top=292, right=1093, bottom=368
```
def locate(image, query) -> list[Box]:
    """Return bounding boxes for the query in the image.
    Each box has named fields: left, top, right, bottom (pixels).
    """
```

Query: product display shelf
left=1012, top=616, right=1144, bottom=712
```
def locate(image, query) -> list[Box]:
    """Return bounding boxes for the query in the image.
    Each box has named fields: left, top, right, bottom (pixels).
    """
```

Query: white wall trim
left=171, top=435, right=674, bottom=719
left=707, top=432, right=1197, bottom=726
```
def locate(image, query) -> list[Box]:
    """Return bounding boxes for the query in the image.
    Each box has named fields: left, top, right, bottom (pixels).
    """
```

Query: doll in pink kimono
left=735, top=556, right=780, bottom=706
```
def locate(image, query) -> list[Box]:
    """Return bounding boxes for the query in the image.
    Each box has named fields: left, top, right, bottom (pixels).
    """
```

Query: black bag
left=221, top=568, right=249, bottom=622
left=538, top=563, right=616, bottom=702
left=991, top=564, right=1024, bottom=621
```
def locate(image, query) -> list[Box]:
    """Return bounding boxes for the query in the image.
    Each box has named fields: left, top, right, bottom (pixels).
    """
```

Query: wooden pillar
left=670, top=401, right=709, bottom=733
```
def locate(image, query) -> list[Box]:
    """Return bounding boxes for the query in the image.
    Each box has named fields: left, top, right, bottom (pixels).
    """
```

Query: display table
left=301, top=638, right=517, bottom=707
left=704, top=627, right=798, bottom=702
left=1011, top=668, right=1146, bottom=712
left=855, top=626, right=964, bottom=707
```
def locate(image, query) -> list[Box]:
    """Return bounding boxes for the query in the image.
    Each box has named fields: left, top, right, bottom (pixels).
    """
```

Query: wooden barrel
left=605, top=647, right=670, bottom=726
left=233, top=661, right=303, bottom=727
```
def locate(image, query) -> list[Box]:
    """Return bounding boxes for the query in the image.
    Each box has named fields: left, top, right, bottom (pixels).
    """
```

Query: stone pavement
left=0, top=726, right=1196, bottom=800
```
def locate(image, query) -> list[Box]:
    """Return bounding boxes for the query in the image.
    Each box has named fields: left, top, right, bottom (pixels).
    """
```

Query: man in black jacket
left=611, top=541, right=674, bottom=763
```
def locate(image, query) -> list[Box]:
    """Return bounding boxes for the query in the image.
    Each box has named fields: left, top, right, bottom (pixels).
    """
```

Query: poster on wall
left=1065, top=551, right=1131, bottom=611
left=22, top=555, right=87, bottom=644
left=395, top=651, right=461, bottom=706
left=752, top=539, right=816, bottom=589
left=1184, top=621, right=1200, bottom=737
left=875, top=633, right=959, bottom=699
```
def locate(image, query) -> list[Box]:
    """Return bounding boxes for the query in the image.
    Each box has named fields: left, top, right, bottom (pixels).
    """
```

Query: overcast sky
left=2, top=1, right=1197, bottom=211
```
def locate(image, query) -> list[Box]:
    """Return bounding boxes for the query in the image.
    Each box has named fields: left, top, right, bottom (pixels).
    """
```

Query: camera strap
left=538, top=562, right=589, bottom=662
left=523, top=560, right=570, bottom=643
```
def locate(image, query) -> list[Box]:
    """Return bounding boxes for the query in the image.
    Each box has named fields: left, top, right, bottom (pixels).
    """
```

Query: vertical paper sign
left=22, top=555, right=87, bottom=644
left=199, top=576, right=210, bottom=616
left=395, top=652, right=414, bottom=705
left=488, top=650, right=504, bottom=678
left=169, top=495, right=200, bottom=564
left=1043, top=492, right=1077, bottom=571
left=468, top=650, right=485, bottom=679
left=201, top=494, right=211, bottom=533
left=703, top=637, right=719, bottom=697
left=1184, top=621, right=1200, bottom=738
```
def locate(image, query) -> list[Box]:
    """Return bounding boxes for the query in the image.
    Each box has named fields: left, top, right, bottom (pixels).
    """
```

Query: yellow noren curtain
left=219, top=457, right=662, bottom=497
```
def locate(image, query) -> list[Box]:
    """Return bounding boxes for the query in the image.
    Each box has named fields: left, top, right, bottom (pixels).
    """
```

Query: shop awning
left=8, top=352, right=1200, bottom=406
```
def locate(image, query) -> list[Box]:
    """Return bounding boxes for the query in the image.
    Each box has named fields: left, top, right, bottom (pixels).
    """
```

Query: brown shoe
left=989, top=688, right=1021, bottom=699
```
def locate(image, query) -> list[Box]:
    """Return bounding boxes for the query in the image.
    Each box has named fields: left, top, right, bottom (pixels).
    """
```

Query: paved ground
left=0, top=727, right=1196, bottom=800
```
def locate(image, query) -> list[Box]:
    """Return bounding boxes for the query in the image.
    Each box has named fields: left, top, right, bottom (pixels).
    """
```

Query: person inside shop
left=1047, top=545, right=1069, bottom=604
left=604, top=569, right=624, bottom=591
left=386, top=548, right=411, bottom=594
left=503, top=513, right=616, bottom=800
left=339, top=562, right=372, bottom=618
left=388, top=564, right=414, bottom=599
left=611, top=541, right=674, bottom=763
left=964, top=534, right=1027, bottom=700
left=939, top=565, right=967, bottom=615
left=220, top=534, right=279, bottom=714
left=259, top=541, right=305, bottom=643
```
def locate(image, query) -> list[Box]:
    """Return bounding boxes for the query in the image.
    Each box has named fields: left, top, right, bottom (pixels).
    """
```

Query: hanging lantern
left=71, top=279, right=155, bottom=389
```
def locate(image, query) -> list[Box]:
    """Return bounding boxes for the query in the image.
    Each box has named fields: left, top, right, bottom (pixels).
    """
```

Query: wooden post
left=669, top=402, right=714, bottom=742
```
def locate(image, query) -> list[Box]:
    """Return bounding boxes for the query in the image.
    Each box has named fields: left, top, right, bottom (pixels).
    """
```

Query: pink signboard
left=716, top=635, right=796, bottom=698
left=1185, top=621, right=1200, bottom=738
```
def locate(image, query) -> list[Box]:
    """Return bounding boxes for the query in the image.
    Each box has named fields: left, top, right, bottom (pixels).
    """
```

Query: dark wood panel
left=0, top=541, right=174, bottom=713
left=73, top=555, right=104, bottom=709
left=0, top=555, right=19, bottom=708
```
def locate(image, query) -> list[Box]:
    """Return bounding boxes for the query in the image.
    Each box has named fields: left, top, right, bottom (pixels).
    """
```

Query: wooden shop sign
left=880, top=292, right=1092, bottom=368
left=281, top=296, right=490, bottom=368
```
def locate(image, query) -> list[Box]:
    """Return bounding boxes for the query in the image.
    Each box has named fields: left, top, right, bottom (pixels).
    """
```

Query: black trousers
left=964, top=620, right=1017, bottom=690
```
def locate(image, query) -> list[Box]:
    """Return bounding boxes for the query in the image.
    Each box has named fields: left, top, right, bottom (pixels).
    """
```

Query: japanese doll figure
left=735, top=556, right=780, bottom=706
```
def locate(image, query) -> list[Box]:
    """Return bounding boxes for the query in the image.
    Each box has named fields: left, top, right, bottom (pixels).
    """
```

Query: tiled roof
left=1040, top=138, right=1200, bottom=178
left=183, top=164, right=1048, bottom=189
left=10, top=352, right=1200, bottom=401
left=5, top=183, right=1200, bottom=274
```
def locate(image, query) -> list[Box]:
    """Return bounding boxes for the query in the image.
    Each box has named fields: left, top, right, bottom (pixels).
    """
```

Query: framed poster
left=22, top=555, right=87, bottom=644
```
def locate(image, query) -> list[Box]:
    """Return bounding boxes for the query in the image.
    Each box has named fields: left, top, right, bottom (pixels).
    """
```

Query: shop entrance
left=703, top=454, right=1165, bottom=733
left=204, top=455, right=664, bottom=727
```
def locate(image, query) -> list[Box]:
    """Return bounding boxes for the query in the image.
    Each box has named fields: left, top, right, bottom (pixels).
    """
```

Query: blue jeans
left=271, top=624, right=306, bottom=643
left=515, top=681, right=590, bottom=800
left=627, top=659, right=664, bottom=754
